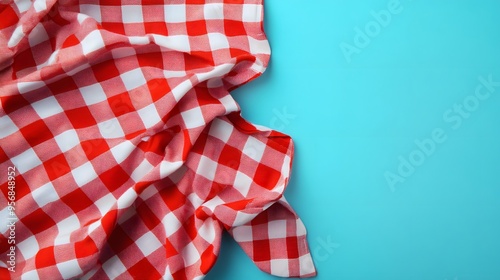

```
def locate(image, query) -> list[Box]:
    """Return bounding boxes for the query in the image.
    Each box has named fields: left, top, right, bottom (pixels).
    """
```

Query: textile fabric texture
left=0, top=0, right=316, bottom=279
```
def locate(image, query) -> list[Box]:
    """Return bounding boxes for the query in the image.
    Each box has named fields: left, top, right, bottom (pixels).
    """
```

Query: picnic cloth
left=0, top=0, right=317, bottom=278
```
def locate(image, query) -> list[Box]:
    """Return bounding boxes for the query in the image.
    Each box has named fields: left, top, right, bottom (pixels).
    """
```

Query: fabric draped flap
left=0, top=0, right=317, bottom=278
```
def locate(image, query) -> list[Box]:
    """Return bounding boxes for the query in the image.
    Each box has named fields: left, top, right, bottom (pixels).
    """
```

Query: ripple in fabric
left=0, top=0, right=317, bottom=279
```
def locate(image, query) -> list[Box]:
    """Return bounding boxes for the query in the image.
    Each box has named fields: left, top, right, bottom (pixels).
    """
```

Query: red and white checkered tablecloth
left=0, top=0, right=317, bottom=279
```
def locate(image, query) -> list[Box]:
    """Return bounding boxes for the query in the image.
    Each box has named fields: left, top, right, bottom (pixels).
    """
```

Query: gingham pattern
left=0, top=0, right=316, bottom=279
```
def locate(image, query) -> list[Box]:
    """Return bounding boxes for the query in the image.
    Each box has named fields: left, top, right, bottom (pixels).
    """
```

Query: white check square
left=242, top=4, right=262, bottom=22
left=71, top=162, right=98, bottom=187
left=137, top=104, right=161, bottom=129
left=248, top=37, right=270, bottom=54
left=204, top=3, right=223, bottom=20
left=32, top=96, right=64, bottom=119
left=15, top=0, right=31, bottom=13
left=136, top=232, right=162, bottom=256
left=242, top=136, right=266, bottom=162
left=80, top=83, right=107, bottom=105
left=57, top=259, right=83, bottom=279
left=0, top=115, right=18, bottom=138
left=32, top=182, right=59, bottom=208
left=98, top=118, right=125, bottom=138
left=162, top=212, right=181, bottom=236
left=181, top=107, right=204, bottom=129
left=81, top=30, right=105, bottom=55
left=110, top=140, right=135, bottom=164
left=130, top=159, right=154, bottom=182
left=233, top=211, right=257, bottom=227
left=196, top=156, right=218, bottom=181
left=28, top=23, right=49, bottom=47
left=208, top=118, right=233, bottom=143
left=54, top=129, right=80, bottom=153
left=234, top=171, right=252, bottom=197
left=17, top=81, right=45, bottom=94
left=17, top=236, right=39, bottom=259
left=153, top=34, right=190, bottom=52
left=231, top=225, right=253, bottom=242
left=11, top=148, right=42, bottom=173
left=54, top=215, right=80, bottom=245
left=268, top=220, right=287, bottom=239
left=164, top=4, right=186, bottom=23
left=219, top=94, right=238, bottom=113
left=270, top=259, right=289, bottom=277
left=80, top=4, right=102, bottom=22
left=102, top=256, right=127, bottom=279
left=121, top=5, right=143, bottom=23
left=171, top=79, right=192, bottom=101
left=116, top=188, right=137, bottom=210
left=33, top=0, right=46, bottom=12
left=21, top=270, right=38, bottom=280
left=120, top=68, right=146, bottom=91
left=94, top=193, right=116, bottom=216
left=181, top=243, right=200, bottom=266
left=208, top=32, right=230, bottom=50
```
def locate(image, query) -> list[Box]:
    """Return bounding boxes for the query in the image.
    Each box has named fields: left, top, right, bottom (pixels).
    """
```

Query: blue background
left=207, top=1, right=500, bottom=279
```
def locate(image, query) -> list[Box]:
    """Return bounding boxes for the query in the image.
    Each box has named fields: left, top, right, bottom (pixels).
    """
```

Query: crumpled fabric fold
left=0, top=0, right=317, bottom=279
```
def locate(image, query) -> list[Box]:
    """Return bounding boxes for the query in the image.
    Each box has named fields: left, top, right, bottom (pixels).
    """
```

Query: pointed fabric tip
left=229, top=198, right=317, bottom=278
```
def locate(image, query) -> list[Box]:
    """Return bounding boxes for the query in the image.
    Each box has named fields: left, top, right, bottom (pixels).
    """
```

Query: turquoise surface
left=207, top=1, right=500, bottom=279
